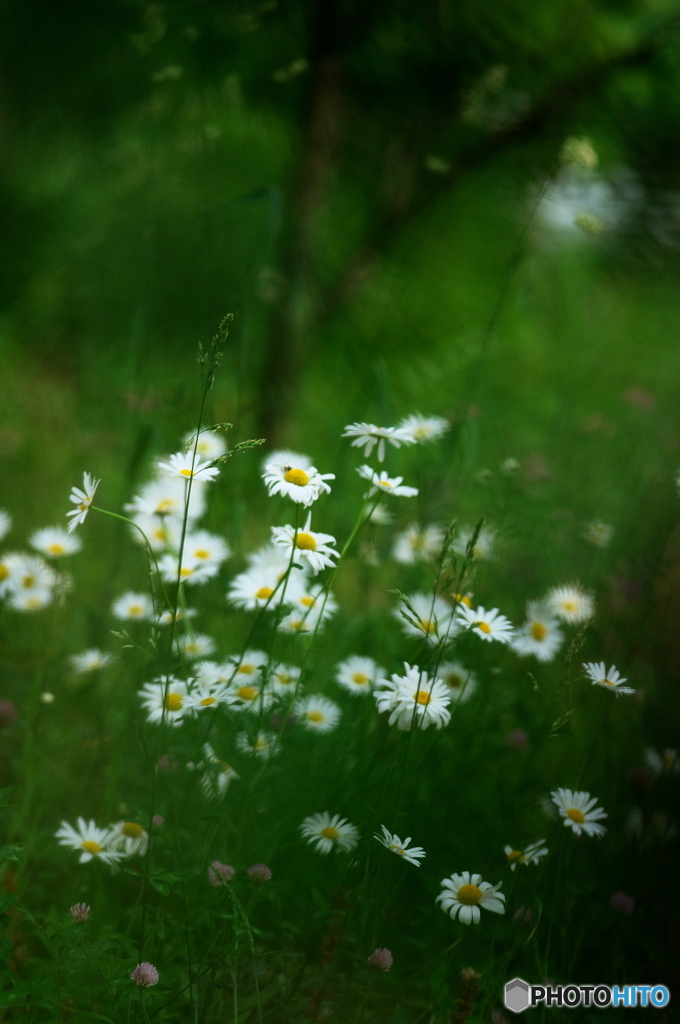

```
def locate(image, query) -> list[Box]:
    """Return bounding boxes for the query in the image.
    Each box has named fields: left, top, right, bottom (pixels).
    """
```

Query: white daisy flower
left=546, top=583, right=594, bottom=624
left=551, top=788, right=607, bottom=837
left=456, top=603, right=514, bottom=644
left=231, top=681, right=273, bottom=713
left=342, top=422, right=414, bottom=462
left=56, top=818, right=122, bottom=866
left=194, top=660, right=234, bottom=686
left=583, top=520, right=613, bottom=548
left=8, top=588, right=54, bottom=612
left=184, top=530, right=231, bottom=565
left=236, top=730, right=278, bottom=758
left=157, top=451, right=219, bottom=483
left=227, top=649, right=268, bottom=680
left=184, top=681, right=233, bottom=711
left=374, top=825, right=426, bottom=866
left=395, top=593, right=459, bottom=644
left=583, top=661, right=635, bottom=695
left=66, top=473, right=100, bottom=533
left=504, top=840, right=548, bottom=870
left=357, top=465, right=418, bottom=498
left=392, top=524, right=444, bottom=564
left=30, top=527, right=82, bottom=558
left=644, top=748, right=679, bottom=775
left=262, top=455, right=334, bottom=506
left=279, top=587, right=338, bottom=634
left=139, top=678, right=190, bottom=726
left=375, top=664, right=451, bottom=731
left=70, top=649, right=115, bottom=674
left=8, top=554, right=57, bottom=595
left=335, top=655, right=383, bottom=695
left=129, top=513, right=182, bottom=552
left=437, top=662, right=477, bottom=703
left=0, top=510, right=11, bottom=542
left=270, top=662, right=302, bottom=697
left=158, top=551, right=219, bottom=586
left=0, top=552, right=24, bottom=597
left=397, top=414, right=449, bottom=443
left=108, top=821, right=149, bottom=858
left=125, top=478, right=206, bottom=521
left=436, top=872, right=505, bottom=924
left=367, top=504, right=393, bottom=525
left=300, top=812, right=359, bottom=854
left=112, top=592, right=153, bottom=621
left=175, top=633, right=216, bottom=660
left=452, top=526, right=496, bottom=561
left=184, top=429, right=227, bottom=460
left=271, top=514, right=339, bottom=575
left=511, top=601, right=564, bottom=662
left=227, top=545, right=309, bottom=611
left=295, top=695, right=341, bottom=732
left=157, top=606, right=198, bottom=626
left=200, top=743, right=239, bottom=798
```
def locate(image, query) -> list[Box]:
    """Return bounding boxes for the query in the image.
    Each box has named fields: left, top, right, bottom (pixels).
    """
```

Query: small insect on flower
left=503, top=840, right=548, bottom=870
left=368, top=948, right=393, bottom=971
left=511, top=601, right=564, bottom=662
left=357, top=464, right=418, bottom=498
left=70, top=649, right=115, bottom=674
left=551, top=788, right=607, bottom=837
left=395, top=593, right=459, bottom=644
left=158, top=451, right=220, bottom=483
left=30, top=527, right=82, bottom=559
left=436, top=872, right=505, bottom=924
left=375, top=664, right=451, bottom=731
left=375, top=826, right=426, bottom=866
left=0, top=510, right=12, bottom=542
left=236, top=730, right=278, bottom=758
left=342, top=422, right=414, bottom=462
left=456, top=603, right=514, bottom=644
left=262, top=451, right=335, bottom=506
left=397, top=413, right=449, bottom=443
left=335, top=655, right=384, bottom=696
left=438, top=662, right=478, bottom=702
left=70, top=902, right=91, bottom=922
left=300, top=812, right=359, bottom=854
left=56, top=818, right=122, bottom=866
left=200, top=744, right=239, bottom=799
left=295, top=695, right=341, bottom=733
left=392, top=523, right=445, bottom=564
left=112, top=591, right=153, bottom=622
left=139, top=678, right=190, bottom=726
left=583, top=661, right=635, bottom=695
left=131, top=962, right=159, bottom=988
left=208, top=861, right=235, bottom=885
left=546, top=583, right=594, bottom=624
left=108, top=821, right=149, bottom=858
left=452, top=525, right=496, bottom=561
left=66, top=472, right=100, bottom=533
left=271, top=514, right=339, bottom=575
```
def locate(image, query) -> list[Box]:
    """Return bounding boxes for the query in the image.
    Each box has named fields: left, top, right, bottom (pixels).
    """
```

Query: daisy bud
left=131, top=962, right=159, bottom=987
left=247, top=863, right=272, bottom=883
left=208, top=861, right=235, bottom=886
left=610, top=891, right=635, bottom=915
left=367, top=948, right=393, bottom=972
left=70, top=902, right=91, bottom=923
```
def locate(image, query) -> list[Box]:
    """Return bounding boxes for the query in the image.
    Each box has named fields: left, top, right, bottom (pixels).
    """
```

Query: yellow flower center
left=180, top=567, right=193, bottom=578
left=26, top=597, right=43, bottom=608
left=531, top=622, right=547, bottom=641
left=415, top=689, right=431, bottom=705
left=457, top=883, right=482, bottom=905
left=256, top=586, right=275, bottom=599
left=179, top=468, right=194, bottom=477
left=413, top=426, right=428, bottom=440
left=238, top=664, right=255, bottom=674
left=379, top=479, right=392, bottom=487
left=419, top=618, right=436, bottom=635
left=200, top=696, right=216, bottom=706
left=351, top=672, right=369, bottom=686
left=561, top=599, right=577, bottom=612
left=165, top=692, right=184, bottom=711
left=78, top=501, right=89, bottom=512
left=410, top=534, right=425, bottom=550
left=22, top=574, right=36, bottom=589
left=567, top=808, right=585, bottom=824
left=321, top=826, right=340, bottom=840
left=474, top=621, right=492, bottom=634
left=81, top=840, right=102, bottom=854
left=295, top=532, right=317, bottom=551
left=507, top=850, right=524, bottom=863
left=153, top=527, right=168, bottom=542
left=48, top=543, right=66, bottom=555
left=0, top=565, right=7, bottom=581
left=308, top=710, right=324, bottom=722
left=603, top=678, right=616, bottom=687
left=237, top=685, right=257, bottom=701
left=128, top=604, right=143, bottom=616
left=300, top=596, right=316, bottom=608
left=445, top=673, right=463, bottom=689
left=194, top=548, right=210, bottom=559
left=283, top=468, right=309, bottom=487
left=458, top=594, right=472, bottom=607
left=157, top=499, right=175, bottom=512
left=122, top=822, right=144, bottom=839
